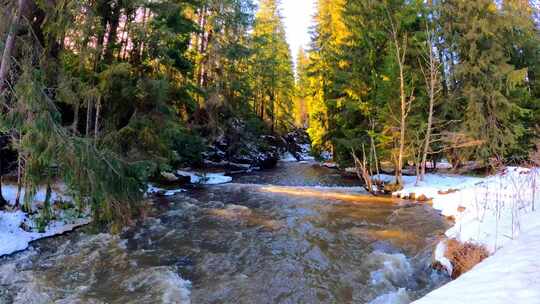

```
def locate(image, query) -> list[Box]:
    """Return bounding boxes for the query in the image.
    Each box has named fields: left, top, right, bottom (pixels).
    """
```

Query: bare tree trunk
left=394, top=34, right=407, bottom=186
left=388, top=10, right=411, bottom=187
left=72, top=103, right=80, bottom=132
left=138, top=8, right=150, bottom=64
left=0, top=155, right=7, bottom=209
left=352, top=148, right=376, bottom=195
left=85, top=99, right=93, bottom=137
left=371, top=137, right=380, bottom=177
left=201, top=29, right=213, bottom=88
left=119, top=12, right=134, bottom=60
left=94, top=99, right=101, bottom=140
left=419, top=29, right=439, bottom=181
left=196, top=6, right=208, bottom=87
left=270, top=91, right=275, bottom=134
left=0, top=0, right=25, bottom=95
left=104, top=2, right=121, bottom=64
left=15, top=149, right=23, bottom=208
left=397, top=61, right=406, bottom=186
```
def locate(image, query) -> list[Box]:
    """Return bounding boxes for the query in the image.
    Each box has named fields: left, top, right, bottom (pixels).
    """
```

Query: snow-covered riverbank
left=1, top=170, right=235, bottom=258
left=0, top=184, right=91, bottom=257
left=384, top=167, right=540, bottom=303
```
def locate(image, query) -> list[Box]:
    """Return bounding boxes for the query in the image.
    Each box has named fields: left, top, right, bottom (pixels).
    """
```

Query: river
left=0, top=161, right=450, bottom=304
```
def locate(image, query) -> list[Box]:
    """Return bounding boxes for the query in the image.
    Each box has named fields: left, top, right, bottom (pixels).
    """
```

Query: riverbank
left=0, top=161, right=451, bottom=303
left=2, top=161, right=538, bottom=303
left=0, top=170, right=237, bottom=257
left=385, top=167, right=540, bottom=303
left=0, top=184, right=91, bottom=257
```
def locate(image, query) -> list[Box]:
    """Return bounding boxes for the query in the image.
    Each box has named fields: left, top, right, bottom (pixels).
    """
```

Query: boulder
left=416, top=194, right=430, bottom=202
left=161, top=172, right=179, bottom=182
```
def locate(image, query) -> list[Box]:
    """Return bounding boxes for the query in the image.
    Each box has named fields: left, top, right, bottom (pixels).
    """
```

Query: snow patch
left=0, top=210, right=90, bottom=257
left=146, top=185, right=186, bottom=197
left=0, top=184, right=91, bottom=257
left=299, top=144, right=315, bottom=161
left=280, top=152, right=298, bottom=162
left=433, top=241, right=452, bottom=276
left=176, top=171, right=232, bottom=185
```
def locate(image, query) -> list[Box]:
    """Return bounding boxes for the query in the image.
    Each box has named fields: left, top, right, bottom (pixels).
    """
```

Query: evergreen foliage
left=0, top=0, right=539, bottom=222
left=0, top=0, right=296, bottom=228
left=299, top=0, right=540, bottom=183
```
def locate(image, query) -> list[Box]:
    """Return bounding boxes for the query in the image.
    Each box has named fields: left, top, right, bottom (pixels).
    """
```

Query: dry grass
left=444, top=239, right=489, bottom=279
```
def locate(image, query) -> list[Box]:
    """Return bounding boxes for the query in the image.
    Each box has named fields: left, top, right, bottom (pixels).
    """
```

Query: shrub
left=170, top=129, right=206, bottom=167
left=444, top=239, right=490, bottom=279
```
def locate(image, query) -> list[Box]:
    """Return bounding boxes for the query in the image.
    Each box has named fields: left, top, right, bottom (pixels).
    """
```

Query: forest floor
left=383, top=167, right=540, bottom=304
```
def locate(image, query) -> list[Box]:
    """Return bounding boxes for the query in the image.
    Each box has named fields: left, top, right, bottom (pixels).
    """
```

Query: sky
left=280, top=0, right=316, bottom=64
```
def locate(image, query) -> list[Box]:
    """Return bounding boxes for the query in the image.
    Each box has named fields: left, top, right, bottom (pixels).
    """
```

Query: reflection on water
left=233, top=161, right=360, bottom=187
left=258, top=185, right=397, bottom=203
left=0, top=163, right=450, bottom=304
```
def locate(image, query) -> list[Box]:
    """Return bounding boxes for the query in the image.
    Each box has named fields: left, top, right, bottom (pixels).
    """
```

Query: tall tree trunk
left=0, top=154, right=7, bottom=209
left=137, top=8, right=150, bottom=64
left=201, top=29, right=213, bottom=88
left=197, top=6, right=209, bottom=87
left=419, top=29, right=439, bottom=181
left=438, top=48, right=448, bottom=98
left=119, top=11, right=134, bottom=60
left=0, top=0, right=25, bottom=95
left=103, top=2, right=121, bottom=64
left=389, top=14, right=409, bottom=187
left=72, top=103, right=80, bottom=133
left=15, top=147, right=23, bottom=208
left=86, top=100, right=93, bottom=137
left=94, top=99, right=101, bottom=140
left=270, top=91, right=275, bottom=134
left=397, top=71, right=406, bottom=187
left=94, top=1, right=110, bottom=72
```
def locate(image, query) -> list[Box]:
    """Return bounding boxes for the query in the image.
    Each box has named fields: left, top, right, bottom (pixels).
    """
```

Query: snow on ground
left=1, top=170, right=232, bottom=257
left=280, top=152, right=298, bottom=162
left=176, top=171, right=232, bottom=185
left=0, top=184, right=91, bottom=257
left=281, top=144, right=316, bottom=162
left=391, top=167, right=539, bottom=253
left=414, top=215, right=540, bottom=304
left=299, top=144, right=315, bottom=161
left=146, top=185, right=186, bottom=197
left=389, top=167, right=540, bottom=304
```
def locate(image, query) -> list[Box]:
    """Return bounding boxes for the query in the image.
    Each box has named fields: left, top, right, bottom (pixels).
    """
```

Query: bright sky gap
left=281, top=0, right=316, bottom=63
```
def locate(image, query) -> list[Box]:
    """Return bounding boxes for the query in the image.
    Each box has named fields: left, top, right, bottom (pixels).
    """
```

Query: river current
left=0, top=161, right=450, bottom=304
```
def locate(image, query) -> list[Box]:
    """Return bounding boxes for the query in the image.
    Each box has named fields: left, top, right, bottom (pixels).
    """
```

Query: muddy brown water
left=0, top=162, right=450, bottom=304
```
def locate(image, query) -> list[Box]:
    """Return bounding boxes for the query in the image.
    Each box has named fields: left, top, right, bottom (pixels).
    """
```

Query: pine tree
left=307, top=0, right=350, bottom=157
left=251, top=0, right=295, bottom=133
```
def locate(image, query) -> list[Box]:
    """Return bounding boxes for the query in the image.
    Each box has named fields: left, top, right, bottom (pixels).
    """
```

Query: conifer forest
left=0, top=1, right=539, bottom=303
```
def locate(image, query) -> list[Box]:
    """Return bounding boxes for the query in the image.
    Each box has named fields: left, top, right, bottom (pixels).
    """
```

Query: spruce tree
left=442, top=0, right=528, bottom=162
left=251, top=0, right=295, bottom=133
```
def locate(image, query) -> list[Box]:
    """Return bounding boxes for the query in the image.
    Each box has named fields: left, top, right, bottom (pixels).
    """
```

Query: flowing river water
left=0, top=161, right=450, bottom=304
